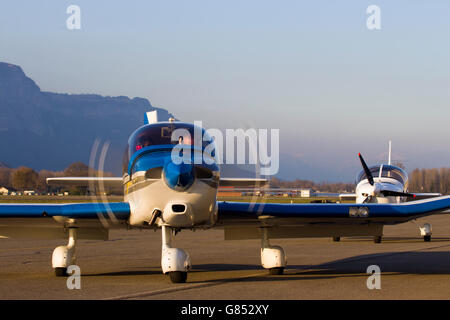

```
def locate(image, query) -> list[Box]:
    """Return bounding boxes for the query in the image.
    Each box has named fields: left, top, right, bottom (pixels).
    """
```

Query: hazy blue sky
left=1, top=1, right=450, bottom=181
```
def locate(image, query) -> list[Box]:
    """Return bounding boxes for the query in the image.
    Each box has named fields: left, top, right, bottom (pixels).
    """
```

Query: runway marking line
left=102, top=271, right=267, bottom=300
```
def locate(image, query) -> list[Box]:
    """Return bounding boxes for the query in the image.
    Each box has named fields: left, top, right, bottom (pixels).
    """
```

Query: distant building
left=217, top=186, right=242, bottom=197
left=0, top=187, right=9, bottom=195
left=300, top=188, right=314, bottom=198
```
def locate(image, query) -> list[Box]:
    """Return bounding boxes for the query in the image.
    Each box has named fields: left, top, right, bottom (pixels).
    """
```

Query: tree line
left=271, top=168, right=450, bottom=195
left=409, top=168, right=450, bottom=194
left=0, top=162, right=117, bottom=195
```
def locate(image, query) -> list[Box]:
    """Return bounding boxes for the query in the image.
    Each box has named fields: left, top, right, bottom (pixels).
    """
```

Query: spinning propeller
left=358, top=153, right=416, bottom=202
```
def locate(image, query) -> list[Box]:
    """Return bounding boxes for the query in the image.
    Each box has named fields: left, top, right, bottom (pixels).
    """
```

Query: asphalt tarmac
left=2, top=214, right=450, bottom=300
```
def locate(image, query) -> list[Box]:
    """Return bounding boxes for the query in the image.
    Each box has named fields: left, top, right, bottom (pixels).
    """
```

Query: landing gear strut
left=161, top=225, right=191, bottom=283
left=260, top=228, right=286, bottom=275
left=420, top=223, right=432, bottom=242
left=52, top=227, right=77, bottom=277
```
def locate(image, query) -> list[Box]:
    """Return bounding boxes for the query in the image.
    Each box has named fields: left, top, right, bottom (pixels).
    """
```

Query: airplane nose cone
left=373, top=183, right=381, bottom=195
left=163, top=162, right=195, bottom=191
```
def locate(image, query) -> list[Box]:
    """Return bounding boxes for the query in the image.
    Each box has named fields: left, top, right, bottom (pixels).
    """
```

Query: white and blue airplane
left=1, top=113, right=450, bottom=283
left=337, top=142, right=441, bottom=243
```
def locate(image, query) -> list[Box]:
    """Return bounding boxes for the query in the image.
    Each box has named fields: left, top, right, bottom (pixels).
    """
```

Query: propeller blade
left=358, top=153, right=374, bottom=186
left=380, top=190, right=416, bottom=198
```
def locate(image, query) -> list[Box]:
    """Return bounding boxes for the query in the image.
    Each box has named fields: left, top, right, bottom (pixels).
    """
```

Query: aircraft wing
left=48, top=177, right=268, bottom=188
left=46, top=177, right=123, bottom=187
left=338, top=192, right=442, bottom=203
left=0, top=202, right=130, bottom=240
left=216, top=196, right=450, bottom=239
left=408, top=193, right=442, bottom=201
left=219, top=178, right=268, bottom=187
left=338, top=193, right=357, bottom=202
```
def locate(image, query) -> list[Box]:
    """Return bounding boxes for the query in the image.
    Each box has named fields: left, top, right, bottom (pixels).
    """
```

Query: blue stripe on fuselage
left=128, top=145, right=219, bottom=176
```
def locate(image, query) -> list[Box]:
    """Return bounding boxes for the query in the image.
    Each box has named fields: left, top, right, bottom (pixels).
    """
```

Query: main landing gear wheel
left=374, top=236, right=382, bottom=244
left=333, top=237, right=341, bottom=242
left=54, top=267, right=68, bottom=277
left=269, top=267, right=284, bottom=275
left=52, top=227, right=77, bottom=277
left=169, top=271, right=187, bottom=283
left=260, top=228, right=287, bottom=274
left=420, top=223, right=432, bottom=242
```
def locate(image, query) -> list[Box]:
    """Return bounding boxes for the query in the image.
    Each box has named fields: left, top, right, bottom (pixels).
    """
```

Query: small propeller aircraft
left=1, top=114, right=450, bottom=283
left=338, top=141, right=442, bottom=243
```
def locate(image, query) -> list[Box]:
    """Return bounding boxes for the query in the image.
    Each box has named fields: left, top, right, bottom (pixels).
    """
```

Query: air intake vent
left=172, top=204, right=186, bottom=213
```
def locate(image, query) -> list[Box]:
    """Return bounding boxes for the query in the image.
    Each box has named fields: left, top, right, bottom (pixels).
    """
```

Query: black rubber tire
left=374, top=236, right=382, bottom=244
left=169, top=271, right=187, bottom=283
left=54, top=267, right=68, bottom=277
left=424, top=235, right=431, bottom=242
left=333, top=237, right=341, bottom=242
left=269, top=267, right=284, bottom=275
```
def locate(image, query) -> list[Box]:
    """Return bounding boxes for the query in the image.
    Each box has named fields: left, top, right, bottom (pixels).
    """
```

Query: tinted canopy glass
left=127, top=122, right=214, bottom=158
left=357, top=165, right=408, bottom=185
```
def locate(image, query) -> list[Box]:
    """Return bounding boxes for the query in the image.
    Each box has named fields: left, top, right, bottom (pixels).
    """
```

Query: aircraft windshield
left=357, top=165, right=408, bottom=185
left=127, top=122, right=214, bottom=159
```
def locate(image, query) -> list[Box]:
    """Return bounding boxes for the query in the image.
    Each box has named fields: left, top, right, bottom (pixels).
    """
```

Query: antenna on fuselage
left=388, top=140, right=392, bottom=165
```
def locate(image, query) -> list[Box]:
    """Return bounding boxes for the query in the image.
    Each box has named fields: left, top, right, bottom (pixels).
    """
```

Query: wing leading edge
left=217, top=195, right=450, bottom=225
left=0, top=202, right=130, bottom=219
left=46, top=177, right=123, bottom=187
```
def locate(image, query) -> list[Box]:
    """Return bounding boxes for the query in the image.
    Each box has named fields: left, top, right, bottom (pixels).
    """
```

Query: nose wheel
left=161, top=226, right=191, bottom=283
left=169, top=271, right=188, bottom=283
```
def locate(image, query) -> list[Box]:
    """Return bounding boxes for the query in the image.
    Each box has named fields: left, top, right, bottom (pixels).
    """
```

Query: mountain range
left=0, top=62, right=174, bottom=175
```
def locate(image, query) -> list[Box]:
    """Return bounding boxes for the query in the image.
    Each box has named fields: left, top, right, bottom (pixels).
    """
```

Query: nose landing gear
left=161, top=225, right=191, bottom=283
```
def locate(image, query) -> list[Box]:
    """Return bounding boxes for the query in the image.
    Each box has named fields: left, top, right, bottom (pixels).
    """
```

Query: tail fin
left=144, top=111, right=158, bottom=125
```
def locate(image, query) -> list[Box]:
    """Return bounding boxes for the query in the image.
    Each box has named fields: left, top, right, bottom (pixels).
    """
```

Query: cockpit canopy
left=357, top=164, right=408, bottom=186
left=122, top=122, right=215, bottom=174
